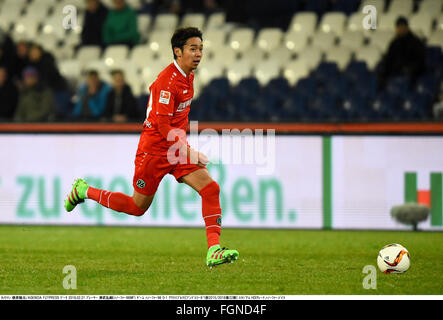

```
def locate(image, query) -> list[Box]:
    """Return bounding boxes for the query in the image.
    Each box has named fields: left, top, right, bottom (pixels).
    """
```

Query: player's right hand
left=197, top=152, right=209, bottom=167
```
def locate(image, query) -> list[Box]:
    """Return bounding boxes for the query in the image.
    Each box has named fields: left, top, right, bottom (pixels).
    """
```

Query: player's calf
left=64, top=179, right=148, bottom=217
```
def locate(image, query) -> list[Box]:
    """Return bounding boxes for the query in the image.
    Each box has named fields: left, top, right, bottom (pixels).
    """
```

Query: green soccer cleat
left=64, top=179, right=89, bottom=212
left=206, top=245, right=239, bottom=268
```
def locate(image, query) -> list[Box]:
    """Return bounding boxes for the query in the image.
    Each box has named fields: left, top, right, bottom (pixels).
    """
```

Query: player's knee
left=199, top=181, right=220, bottom=199
left=131, top=192, right=154, bottom=216
left=130, top=198, right=151, bottom=216
left=131, top=205, right=148, bottom=217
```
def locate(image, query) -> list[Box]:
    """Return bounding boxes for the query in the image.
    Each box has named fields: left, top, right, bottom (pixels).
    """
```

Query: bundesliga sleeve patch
left=159, top=90, right=171, bottom=104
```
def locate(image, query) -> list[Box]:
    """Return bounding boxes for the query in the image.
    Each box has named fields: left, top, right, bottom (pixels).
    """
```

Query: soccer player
left=64, top=27, right=239, bottom=268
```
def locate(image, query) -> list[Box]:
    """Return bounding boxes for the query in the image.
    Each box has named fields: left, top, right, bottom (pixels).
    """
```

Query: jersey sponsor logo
left=159, top=90, right=171, bottom=104
left=177, top=98, right=192, bottom=112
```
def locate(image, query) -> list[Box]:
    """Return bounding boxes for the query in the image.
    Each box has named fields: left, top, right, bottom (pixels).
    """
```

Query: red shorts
left=133, top=152, right=202, bottom=196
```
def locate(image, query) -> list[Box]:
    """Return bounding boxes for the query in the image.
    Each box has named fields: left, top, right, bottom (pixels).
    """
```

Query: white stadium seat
left=226, top=60, right=252, bottom=85
left=418, top=0, right=443, bottom=19
left=205, top=12, right=226, bottom=30
left=152, top=13, right=179, bottom=32
left=141, top=62, right=170, bottom=92
left=297, top=46, right=323, bottom=71
left=122, top=70, right=143, bottom=96
left=255, top=28, right=284, bottom=52
left=103, top=45, right=130, bottom=67
left=254, top=61, right=281, bottom=86
left=76, top=46, right=102, bottom=67
left=288, top=12, right=318, bottom=38
left=240, top=47, right=266, bottom=65
left=129, top=45, right=157, bottom=69
left=41, top=15, right=69, bottom=40
left=359, top=0, right=386, bottom=14
left=63, top=32, right=81, bottom=50
left=283, top=59, right=309, bottom=85
left=311, top=31, right=337, bottom=51
left=58, top=0, right=87, bottom=11
left=180, top=13, right=206, bottom=30
left=267, top=46, right=294, bottom=68
left=127, top=0, right=143, bottom=10
left=387, top=0, right=413, bottom=17
left=3, top=0, right=27, bottom=6
left=59, top=59, right=81, bottom=80
left=210, top=46, right=238, bottom=67
left=347, top=13, right=368, bottom=32
left=428, top=30, right=443, bottom=50
left=229, top=27, right=255, bottom=53
left=37, top=33, right=59, bottom=53
left=284, top=31, right=309, bottom=53
left=23, top=1, right=51, bottom=22
left=325, top=47, right=352, bottom=71
left=148, top=30, right=173, bottom=54
left=137, top=14, right=152, bottom=42
left=203, top=29, right=228, bottom=55
left=436, top=15, right=443, bottom=31
left=195, top=62, right=225, bottom=87
left=378, top=13, right=402, bottom=32
left=409, top=13, right=433, bottom=38
left=368, top=30, right=394, bottom=52
left=320, top=12, right=347, bottom=36
left=0, top=1, right=24, bottom=31
left=11, top=18, right=40, bottom=41
left=355, top=46, right=382, bottom=70
left=340, top=30, right=366, bottom=51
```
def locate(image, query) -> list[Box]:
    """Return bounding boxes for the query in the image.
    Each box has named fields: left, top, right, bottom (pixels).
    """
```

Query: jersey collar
left=173, top=60, right=187, bottom=78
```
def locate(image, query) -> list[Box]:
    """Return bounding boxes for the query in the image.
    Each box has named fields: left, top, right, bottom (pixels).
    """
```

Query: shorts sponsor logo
left=159, top=90, right=171, bottom=104
left=136, top=179, right=146, bottom=189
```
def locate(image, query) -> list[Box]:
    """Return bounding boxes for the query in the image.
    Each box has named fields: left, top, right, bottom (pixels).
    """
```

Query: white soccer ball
left=377, top=243, right=410, bottom=274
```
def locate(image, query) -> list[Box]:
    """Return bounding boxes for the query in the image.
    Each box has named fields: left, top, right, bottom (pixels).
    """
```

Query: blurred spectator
left=27, top=43, right=68, bottom=92
left=103, top=0, right=140, bottom=48
left=0, top=29, right=17, bottom=78
left=27, top=43, right=72, bottom=119
left=152, top=0, right=220, bottom=15
left=81, top=0, right=109, bottom=47
left=218, top=0, right=295, bottom=29
left=377, top=17, right=426, bottom=89
left=72, top=70, right=111, bottom=121
left=13, top=67, right=56, bottom=122
left=104, top=70, right=139, bottom=122
left=152, top=0, right=181, bottom=14
left=0, top=66, right=18, bottom=121
left=433, top=91, right=443, bottom=120
left=13, top=41, right=30, bottom=83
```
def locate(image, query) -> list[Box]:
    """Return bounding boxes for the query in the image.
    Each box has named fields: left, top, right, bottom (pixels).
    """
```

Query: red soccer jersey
left=139, top=61, right=194, bottom=156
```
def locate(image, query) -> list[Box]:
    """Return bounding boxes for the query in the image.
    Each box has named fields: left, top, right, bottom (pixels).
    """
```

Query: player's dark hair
left=171, top=27, right=203, bottom=59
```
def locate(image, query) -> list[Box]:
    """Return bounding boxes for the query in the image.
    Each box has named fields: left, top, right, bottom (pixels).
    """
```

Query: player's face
left=177, top=37, right=203, bottom=72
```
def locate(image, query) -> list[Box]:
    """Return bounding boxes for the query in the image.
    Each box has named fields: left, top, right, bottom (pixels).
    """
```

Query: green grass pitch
left=0, top=225, right=442, bottom=295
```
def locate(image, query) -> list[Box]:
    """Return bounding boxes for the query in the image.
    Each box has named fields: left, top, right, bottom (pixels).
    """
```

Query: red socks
left=199, top=181, right=222, bottom=248
left=86, top=182, right=222, bottom=249
left=86, top=187, right=146, bottom=216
